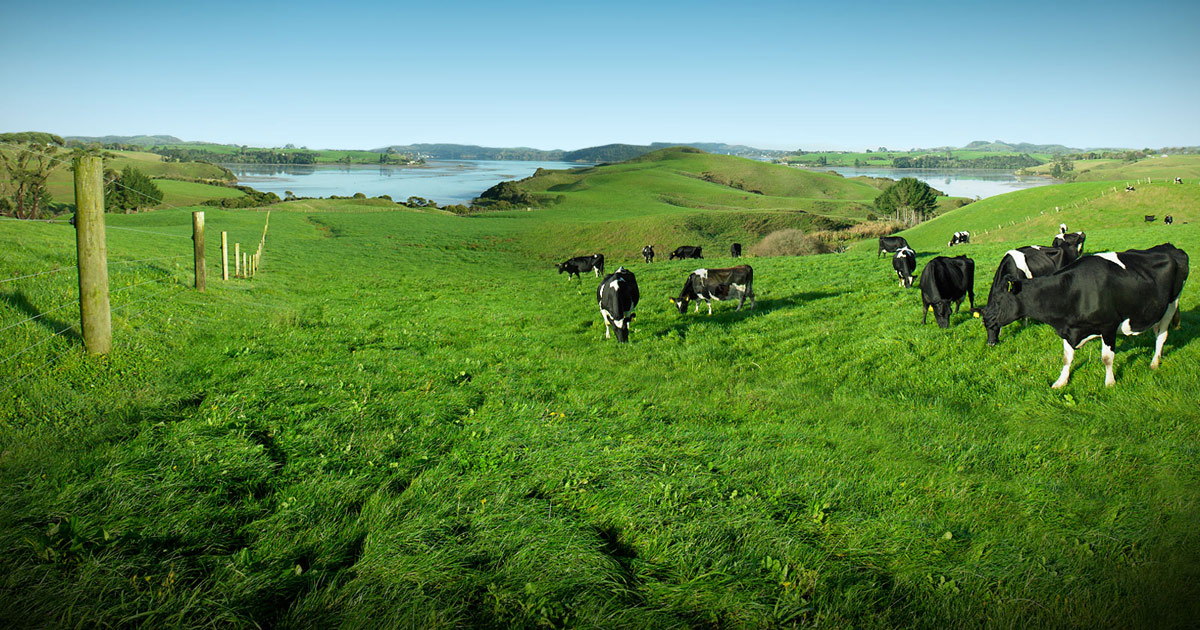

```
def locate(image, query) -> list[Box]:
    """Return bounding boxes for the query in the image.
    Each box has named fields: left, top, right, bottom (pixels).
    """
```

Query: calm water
left=224, top=160, right=590, bottom=206
left=811, top=167, right=1054, bottom=199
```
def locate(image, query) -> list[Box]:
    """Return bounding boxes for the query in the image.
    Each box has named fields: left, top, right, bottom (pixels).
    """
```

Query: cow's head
left=556, top=262, right=567, bottom=274
left=982, top=275, right=1024, bottom=345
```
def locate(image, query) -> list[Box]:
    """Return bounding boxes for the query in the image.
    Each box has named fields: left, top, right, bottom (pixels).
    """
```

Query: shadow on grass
left=1, top=289, right=81, bottom=343
left=652, top=291, right=842, bottom=339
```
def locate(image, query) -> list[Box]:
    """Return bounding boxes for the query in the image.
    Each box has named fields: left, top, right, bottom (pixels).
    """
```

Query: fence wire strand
left=0, top=298, right=79, bottom=336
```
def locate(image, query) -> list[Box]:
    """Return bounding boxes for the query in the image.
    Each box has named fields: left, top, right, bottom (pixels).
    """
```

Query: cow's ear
left=1005, top=277, right=1024, bottom=295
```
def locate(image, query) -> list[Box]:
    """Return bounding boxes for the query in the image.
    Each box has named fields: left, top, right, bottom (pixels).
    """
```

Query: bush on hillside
left=751, top=229, right=835, bottom=257
left=104, top=166, right=163, bottom=212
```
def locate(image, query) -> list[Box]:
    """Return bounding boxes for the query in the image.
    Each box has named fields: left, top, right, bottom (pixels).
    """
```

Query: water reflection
left=816, top=167, right=1054, bottom=199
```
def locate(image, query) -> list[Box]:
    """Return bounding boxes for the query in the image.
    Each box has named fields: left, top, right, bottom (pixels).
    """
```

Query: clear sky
left=2, top=0, right=1197, bottom=151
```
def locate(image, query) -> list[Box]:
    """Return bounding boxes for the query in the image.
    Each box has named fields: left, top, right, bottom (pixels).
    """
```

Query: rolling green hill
left=1027, top=154, right=1200, bottom=183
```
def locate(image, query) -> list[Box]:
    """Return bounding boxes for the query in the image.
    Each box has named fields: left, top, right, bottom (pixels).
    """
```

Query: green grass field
left=784, top=150, right=1054, bottom=167
left=1026, top=154, right=1200, bottom=183
left=1, top=162, right=1198, bottom=627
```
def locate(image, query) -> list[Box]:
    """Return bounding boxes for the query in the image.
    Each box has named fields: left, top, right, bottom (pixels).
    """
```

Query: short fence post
left=221, top=231, right=229, bottom=281
left=235, top=243, right=241, bottom=277
left=73, top=156, right=111, bottom=356
left=192, top=211, right=206, bottom=291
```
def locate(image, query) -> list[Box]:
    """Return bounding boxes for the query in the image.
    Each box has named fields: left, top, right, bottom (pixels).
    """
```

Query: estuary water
left=224, top=160, right=589, bottom=206
left=811, top=167, right=1054, bottom=199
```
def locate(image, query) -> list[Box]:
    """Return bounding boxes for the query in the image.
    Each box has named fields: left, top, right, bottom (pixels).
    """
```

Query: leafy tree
left=104, top=166, right=163, bottom=212
left=874, top=177, right=937, bottom=226
left=0, top=140, right=64, bottom=219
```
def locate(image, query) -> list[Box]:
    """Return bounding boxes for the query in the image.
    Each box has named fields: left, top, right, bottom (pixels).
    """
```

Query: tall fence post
left=221, top=231, right=229, bottom=281
left=235, top=242, right=241, bottom=277
left=73, top=156, right=111, bottom=356
left=192, top=211, right=206, bottom=291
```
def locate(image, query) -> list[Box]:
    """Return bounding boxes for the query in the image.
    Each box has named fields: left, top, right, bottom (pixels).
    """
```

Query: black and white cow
left=1127, top=186, right=1136, bottom=192
left=670, top=265, right=755, bottom=314
left=878, top=236, right=910, bottom=258
left=1174, top=177, right=1183, bottom=184
left=669, top=246, right=703, bottom=260
left=892, top=247, right=916, bottom=288
left=981, top=244, right=1189, bottom=388
left=1165, top=215, right=1174, bottom=225
left=983, top=246, right=1071, bottom=342
left=556, top=254, right=605, bottom=279
left=1053, top=224, right=1086, bottom=259
left=919, top=256, right=975, bottom=328
left=730, top=243, right=742, bottom=258
left=642, top=245, right=655, bottom=263
left=948, top=231, right=970, bottom=247
left=596, top=267, right=639, bottom=343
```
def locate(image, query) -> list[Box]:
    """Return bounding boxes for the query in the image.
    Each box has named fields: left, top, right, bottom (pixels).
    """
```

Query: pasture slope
left=0, top=176, right=1198, bottom=628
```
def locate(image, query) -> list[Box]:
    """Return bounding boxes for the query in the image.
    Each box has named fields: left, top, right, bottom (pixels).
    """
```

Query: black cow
left=642, top=245, right=655, bottom=263
left=669, top=246, right=703, bottom=260
left=892, top=247, right=916, bottom=288
left=1145, top=215, right=1156, bottom=222
left=556, top=254, right=605, bottom=279
left=878, top=236, right=910, bottom=258
left=596, top=267, right=639, bottom=343
left=983, top=246, right=1071, bottom=343
left=948, top=231, right=970, bottom=247
left=919, top=256, right=975, bottom=328
left=730, top=243, right=742, bottom=258
left=671, top=265, right=755, bottom=314
left=1164, top=215, right=1174, bottom=225
left=981, top=244, right=1189, bottom=388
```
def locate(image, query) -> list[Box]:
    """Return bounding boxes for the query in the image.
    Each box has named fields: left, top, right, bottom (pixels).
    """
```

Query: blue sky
left=2, top=0, right=1197, bottom=151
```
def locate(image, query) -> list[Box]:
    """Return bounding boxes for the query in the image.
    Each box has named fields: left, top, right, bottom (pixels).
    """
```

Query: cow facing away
left=984, top=246, right=1071, bottom=344
left=730, top=243, right=742, bottom=258
left=1165, top=215, right=1174, bottom=225
left=670, top=246, right=703, bottom=260
left=919, top=256, right=975, bottom=328
left=556, top=254, right=605, bottom=279
left=642, top=245, right=655, bottom=263
left=671, top=265, right=755, bottom=314
left=892, top=247, right=916, bottom=288
left=1052, top=231, right=1086, bottom=265
left=878, top=236, right=910, bottom=258
left=948, top=231, right=970, bottom=247
left=981, top=244, right=1189, bottom=387
left=596, top=267, right=640, bottom=343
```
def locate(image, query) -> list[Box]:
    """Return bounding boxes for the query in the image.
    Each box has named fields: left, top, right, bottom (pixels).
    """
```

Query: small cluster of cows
left=565, top=243, right=754, bottom=345
left=881, top=222, right=1189, bottom=388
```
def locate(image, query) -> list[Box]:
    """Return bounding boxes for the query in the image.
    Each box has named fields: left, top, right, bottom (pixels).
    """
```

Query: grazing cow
left=892, top=247, right=916, bottom=288
left=1175, top=177, right=1183, bottom=184
left=878, top=236, right=910, bottom=257
left=1165, top=215, right=1174, bottom=225
left=596, top=267, right=640, bottom=343
left=1145, top=215, right=1156, bottom=222
left=983, top=246, right=1072, bottom=343
left=919, top=256, right=975, bottom=328
left=1126, top=185, right=1136, bottom=192
left=981, top=244, right=1189, bottom=388
left=669, top=246, right=703, bottom=260
left=556, top=254, right=605, bottom=279
left=1052, top=229, right=1086, bottom=264
left=730, top=243, right=742, bottom=258
left=948, top=231, right=971, bottom=247
left=642, top=245, right=655, bottom=263
left=670, top=265, right=755, bottom=314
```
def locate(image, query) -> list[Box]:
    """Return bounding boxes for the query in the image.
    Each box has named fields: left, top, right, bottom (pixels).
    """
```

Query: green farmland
left=1, top=155, right=1198, bottom=628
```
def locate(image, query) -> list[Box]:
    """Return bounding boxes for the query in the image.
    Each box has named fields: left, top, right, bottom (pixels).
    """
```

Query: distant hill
left=66, top=134, right=185, bottom=146
left=374, top=142, right=786, bottom=163
left=960, top=140, right=1081, bottom=154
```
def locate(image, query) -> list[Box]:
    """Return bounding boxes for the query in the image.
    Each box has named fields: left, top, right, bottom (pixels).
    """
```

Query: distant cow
left=919, top=256, right=975, bottom=328
left=730, top=243, right=742, bottom=258
left=892, top=247, right=916, bottom=288
left=1145, top=215, right=1156, bottom=222
left=669, top=246, right=703, bottom=260
left=981, top=244, right=1189, bottom=388
left=878, top=236, right=910, bottom=257
left=557, top=254, right=605, bottom=279
left=1165, top=215, right=1174, bottom=225
left=948, top=231, right=970, bottom=247
left=983, top=246, right=1071, bottom=344
left=596, top=267, right=640, bottom=343
left=1126, top=186, right=1136, bottom=192
left=1175, top=177, right=1183, bottom=184
left=1052, top=228, right=1086, bottom=264
left=642, top=245, right=655, bottom=263
left=671, top=265, right=755, bottom=314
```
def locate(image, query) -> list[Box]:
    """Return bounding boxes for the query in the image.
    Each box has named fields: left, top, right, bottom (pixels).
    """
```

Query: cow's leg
left=707, top=300, right=713, bottom=315
left=1052, top=338, right=1075, bottom=389
left=736, top=293, right=746, bottom=311
left=749, top=291, right=755, bottom=309
left=922, top=303, right=929, bottom=325
left=1101, top=333, right=1118, bottom=387
left=1150, top=298, right=1179, bottom=369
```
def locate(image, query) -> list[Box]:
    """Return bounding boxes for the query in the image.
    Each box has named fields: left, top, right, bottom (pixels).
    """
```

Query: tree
left=0, top=141, right=64, bottom=219
left=104, top=166, right=163, bottom=212
left=874, top=177, right=938, bottom=226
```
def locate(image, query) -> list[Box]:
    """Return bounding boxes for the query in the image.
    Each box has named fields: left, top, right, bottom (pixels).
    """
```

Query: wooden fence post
left=73, top=156, right=111, bottom=356
left=192, top=211, right=206, bottom=291
left=235, top=243, right=241, bottom=277
left=221, top=231, right=229, bottom=281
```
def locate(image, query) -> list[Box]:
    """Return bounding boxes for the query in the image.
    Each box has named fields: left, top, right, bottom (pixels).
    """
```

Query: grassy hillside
left=1027, top=154, right=1200, bottom=183
left=1, top=178, right=1197, bottom=627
